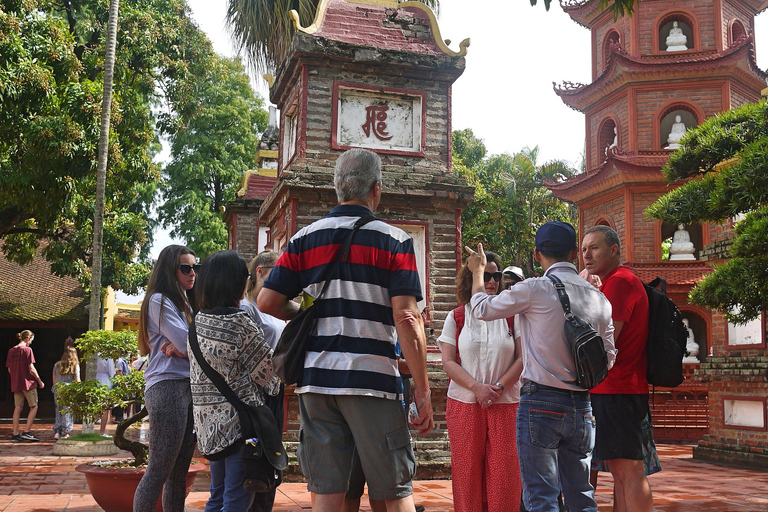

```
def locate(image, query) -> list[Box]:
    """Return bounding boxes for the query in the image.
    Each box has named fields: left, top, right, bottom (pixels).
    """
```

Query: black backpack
left=644, top=277, right=689, bottom=387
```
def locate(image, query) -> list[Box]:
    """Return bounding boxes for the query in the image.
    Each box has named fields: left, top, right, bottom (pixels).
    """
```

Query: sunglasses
left=179, top=264, right=201, bottom=275
left=483, top=271, right=503, bottom=283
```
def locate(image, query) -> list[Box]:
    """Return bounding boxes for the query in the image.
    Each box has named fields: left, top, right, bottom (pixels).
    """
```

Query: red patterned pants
left=446, top=398, right=522, bottom=512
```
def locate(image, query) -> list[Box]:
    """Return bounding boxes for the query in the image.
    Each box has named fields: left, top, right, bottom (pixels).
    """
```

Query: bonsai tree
left=57, top=329, right=149, bottom=465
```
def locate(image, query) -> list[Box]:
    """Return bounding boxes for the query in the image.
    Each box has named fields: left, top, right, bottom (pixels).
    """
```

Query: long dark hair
left=138, top=245, right=196, bottom=355
left=196, top=250, right=249, bottom=310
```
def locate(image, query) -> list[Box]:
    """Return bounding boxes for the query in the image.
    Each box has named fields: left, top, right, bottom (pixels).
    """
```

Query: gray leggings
left=134, top=378, right=196, bottom=512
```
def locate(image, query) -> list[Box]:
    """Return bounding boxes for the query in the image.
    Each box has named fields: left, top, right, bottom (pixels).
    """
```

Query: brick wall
left=582, top=194, right=625, bottom=240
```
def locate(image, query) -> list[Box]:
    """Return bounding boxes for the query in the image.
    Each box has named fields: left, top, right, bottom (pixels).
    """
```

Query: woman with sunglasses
left=437, top=250, right=523, bottom=512
left=135, top=245, right=199, bottom=512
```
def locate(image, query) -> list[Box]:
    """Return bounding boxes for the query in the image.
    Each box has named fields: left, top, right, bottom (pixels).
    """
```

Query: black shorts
left=591, top=393, right=649, bottom=461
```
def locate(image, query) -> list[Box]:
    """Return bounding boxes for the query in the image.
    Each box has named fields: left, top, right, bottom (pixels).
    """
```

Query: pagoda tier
left=554, top=35, right=767, bottom=113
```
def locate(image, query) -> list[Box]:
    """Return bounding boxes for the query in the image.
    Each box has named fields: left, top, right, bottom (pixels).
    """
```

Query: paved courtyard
left=0, top=422, right=767, bottom=511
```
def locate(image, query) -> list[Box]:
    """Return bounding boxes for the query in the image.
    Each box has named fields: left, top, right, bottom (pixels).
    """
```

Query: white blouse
left=437, top=304, right=521, bottom=404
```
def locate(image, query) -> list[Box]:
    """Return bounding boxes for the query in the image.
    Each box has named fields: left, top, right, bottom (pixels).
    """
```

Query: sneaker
left=54, top=433, right=60, bottom=440
left=20, top=432, right=40, bottom=442
left=415, top=506, right=426, bottom=512
left=11, top=435, right=22, bottom=443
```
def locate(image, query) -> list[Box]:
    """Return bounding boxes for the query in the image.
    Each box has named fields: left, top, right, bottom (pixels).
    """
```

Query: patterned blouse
left=189, top=307, right=280, bottom=458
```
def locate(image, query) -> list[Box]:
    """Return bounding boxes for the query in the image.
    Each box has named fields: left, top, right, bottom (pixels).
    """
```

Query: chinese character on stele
left=362, top=105, right=393, bottom=141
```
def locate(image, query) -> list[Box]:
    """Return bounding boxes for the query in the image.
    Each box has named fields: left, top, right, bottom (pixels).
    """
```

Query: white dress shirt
left=470, top=262, right=616, bottom=391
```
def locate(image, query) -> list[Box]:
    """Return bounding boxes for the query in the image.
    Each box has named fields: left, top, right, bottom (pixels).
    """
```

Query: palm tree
left=87, top=0, right=120, bottom=378
left=226, top=0, right=440, bottom=75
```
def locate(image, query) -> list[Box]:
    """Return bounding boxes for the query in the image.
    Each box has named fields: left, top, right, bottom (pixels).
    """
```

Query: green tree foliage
left=226, top=0, right=440, bottom=74
left=453, top=129, right=577, bottom=277
left=158, top=56, right=268, bottom=258
left=646, top=100, right=768, bottom=324
left=0, top=0, right=214, bottom=294
left=530, top=0, right=636, bottom=18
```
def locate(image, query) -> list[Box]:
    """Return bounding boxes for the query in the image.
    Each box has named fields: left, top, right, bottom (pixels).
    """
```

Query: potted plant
left=57, top=330, right=204, bottom=512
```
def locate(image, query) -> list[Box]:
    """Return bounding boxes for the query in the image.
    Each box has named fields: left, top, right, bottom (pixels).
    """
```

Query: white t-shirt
left=437, top=304, right=521, bottom=404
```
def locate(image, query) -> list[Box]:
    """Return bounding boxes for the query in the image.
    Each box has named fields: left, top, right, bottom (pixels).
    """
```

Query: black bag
left=644, top=277, right=689, bottom=388
left=548, top=275, right=609, bottom=389
left=188, top=319, right=288, bottom=493
left=273, top=214, right=377, bottom=385
left=237, top=404, right=286, bottom=492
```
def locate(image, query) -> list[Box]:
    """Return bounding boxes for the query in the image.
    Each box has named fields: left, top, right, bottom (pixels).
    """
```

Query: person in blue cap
left=465, top=221, right=616, bottom=512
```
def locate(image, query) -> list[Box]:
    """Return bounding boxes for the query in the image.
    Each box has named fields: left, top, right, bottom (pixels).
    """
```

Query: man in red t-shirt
left=581, top=226, right=652, bottom=512
left=6, top=330, right=44, bottom=442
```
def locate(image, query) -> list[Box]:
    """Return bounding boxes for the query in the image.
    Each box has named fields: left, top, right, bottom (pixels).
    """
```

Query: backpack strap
left=452, top=305, right=464, bottom=367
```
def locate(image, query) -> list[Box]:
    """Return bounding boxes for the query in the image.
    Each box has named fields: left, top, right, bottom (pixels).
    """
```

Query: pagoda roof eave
left=546, top=156, right=667, bottom=203
left=554, top=36, right=768, bottom=112
left=560, top=0, right=768, bottom=26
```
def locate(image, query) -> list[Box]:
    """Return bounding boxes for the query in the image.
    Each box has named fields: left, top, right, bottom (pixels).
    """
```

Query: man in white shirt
left=466, top=221, right=615, bottom=512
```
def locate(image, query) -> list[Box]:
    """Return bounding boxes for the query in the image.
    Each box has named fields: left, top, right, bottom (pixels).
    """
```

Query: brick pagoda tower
left=546, top=0, right=768, bottom=467
left=225, top=0, right=474, bottom=473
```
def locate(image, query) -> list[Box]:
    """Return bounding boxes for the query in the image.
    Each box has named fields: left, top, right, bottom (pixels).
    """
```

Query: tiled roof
left=629, top=262, right=713, bottom=287
left=244, top=174, right=278, bottom=201
left=0, top=243, right=87, bottom=321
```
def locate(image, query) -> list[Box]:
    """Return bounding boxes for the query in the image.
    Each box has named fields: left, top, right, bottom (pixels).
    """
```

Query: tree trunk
left=87, top=0, right=120, bottom=381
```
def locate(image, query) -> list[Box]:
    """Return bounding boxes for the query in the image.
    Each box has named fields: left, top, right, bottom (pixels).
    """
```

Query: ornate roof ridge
left=289, top=0, right=469, bottom=58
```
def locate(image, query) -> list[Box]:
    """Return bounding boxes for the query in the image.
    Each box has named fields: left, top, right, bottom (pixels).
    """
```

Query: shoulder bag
left=547, top=274, right=609, bottom=390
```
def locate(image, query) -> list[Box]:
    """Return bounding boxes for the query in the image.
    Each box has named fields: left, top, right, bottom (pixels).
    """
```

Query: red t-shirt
left=591, top=265, right=649, bottom=394
left=6, top=345, right=37, bottom=393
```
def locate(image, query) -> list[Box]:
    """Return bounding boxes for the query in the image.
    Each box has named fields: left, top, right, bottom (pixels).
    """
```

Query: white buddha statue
left=605, top=126, right=618, bottom=156
left=682, top=318, right=700, bottom=363
left=666, top=21, right=688, bottom=51
left=669, top=223, right=696, bottom=260
left=666, top=115, right=687, bottom=149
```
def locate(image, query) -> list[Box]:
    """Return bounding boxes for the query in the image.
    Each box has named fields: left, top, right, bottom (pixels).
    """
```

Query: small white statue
left=605, top=126, right=618, bottom=156
left=666, top=21, right=688, bottom=51
left=682, top=318, right=700, bottom=363
left=666, top=115, right=687, bottom=149
left=669, top=223, right=696, bottom=260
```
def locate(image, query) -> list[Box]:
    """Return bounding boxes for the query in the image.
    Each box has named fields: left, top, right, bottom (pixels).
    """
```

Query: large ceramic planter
left=76, top=462, right=207, bottom=512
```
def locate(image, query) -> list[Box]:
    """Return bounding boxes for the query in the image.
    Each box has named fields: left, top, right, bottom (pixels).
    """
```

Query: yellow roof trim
left=236, top=170, right=257, bottom=198
left=398, top=1, right=470, bottom=57
left=258, top=167, right=278, bottom=177
left=258, top=150, right=279, bottom=159
left=290, top=0, right=469, bottom=57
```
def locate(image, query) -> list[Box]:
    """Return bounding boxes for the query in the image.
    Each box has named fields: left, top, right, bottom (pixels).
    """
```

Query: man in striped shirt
left=258, top=148, right=434, bottom=512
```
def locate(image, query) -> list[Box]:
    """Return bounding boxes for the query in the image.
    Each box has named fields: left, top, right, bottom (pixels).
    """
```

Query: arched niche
left=657, top=13, right=696, bottom=52
left=680, top=310, right=709, bottom=363
left=603, top=29, right=622, bottom=65
left=729, top=19, right=746, bottom=46
left=661, top=222, right=702, bottom=261
left=594, top=215, right=615, bottom=229
left=659, top=106, right=698, bottom=150
left=598, top=117, right=618, bottom=156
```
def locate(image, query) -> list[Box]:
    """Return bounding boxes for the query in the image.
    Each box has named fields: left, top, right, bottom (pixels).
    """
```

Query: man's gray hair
left=334, top=149, right=382, bottom=203
left=584, top=225, right=621, bottom=257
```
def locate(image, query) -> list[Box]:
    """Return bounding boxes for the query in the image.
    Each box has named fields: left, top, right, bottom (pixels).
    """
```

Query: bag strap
left=315, top=214, right=377, bottom=302
left=648, top=276, right=667, bottom=294
left=547, top=274, right=579, bottom=327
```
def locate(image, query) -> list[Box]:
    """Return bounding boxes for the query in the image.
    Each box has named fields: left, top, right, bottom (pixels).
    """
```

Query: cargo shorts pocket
left=386, top=426, right=416, bottom=487
left=296, top=427, right=312, bottom=482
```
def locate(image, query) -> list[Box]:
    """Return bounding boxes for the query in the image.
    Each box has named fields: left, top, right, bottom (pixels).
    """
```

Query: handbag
left=188, top=319, right=288, bottom=492
left=273, top=214, right=377, bottom=385
left=547, top=275, right=609, bottom=389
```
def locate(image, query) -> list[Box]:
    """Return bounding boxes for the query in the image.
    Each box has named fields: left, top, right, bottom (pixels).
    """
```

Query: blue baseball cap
left=535, top=221, right=577, bottom=253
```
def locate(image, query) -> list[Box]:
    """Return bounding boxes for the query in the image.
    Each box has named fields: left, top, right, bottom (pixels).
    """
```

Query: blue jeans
left=517, top=383, right=597, bottom=512
left=205, top=451, right=254, bottom=512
